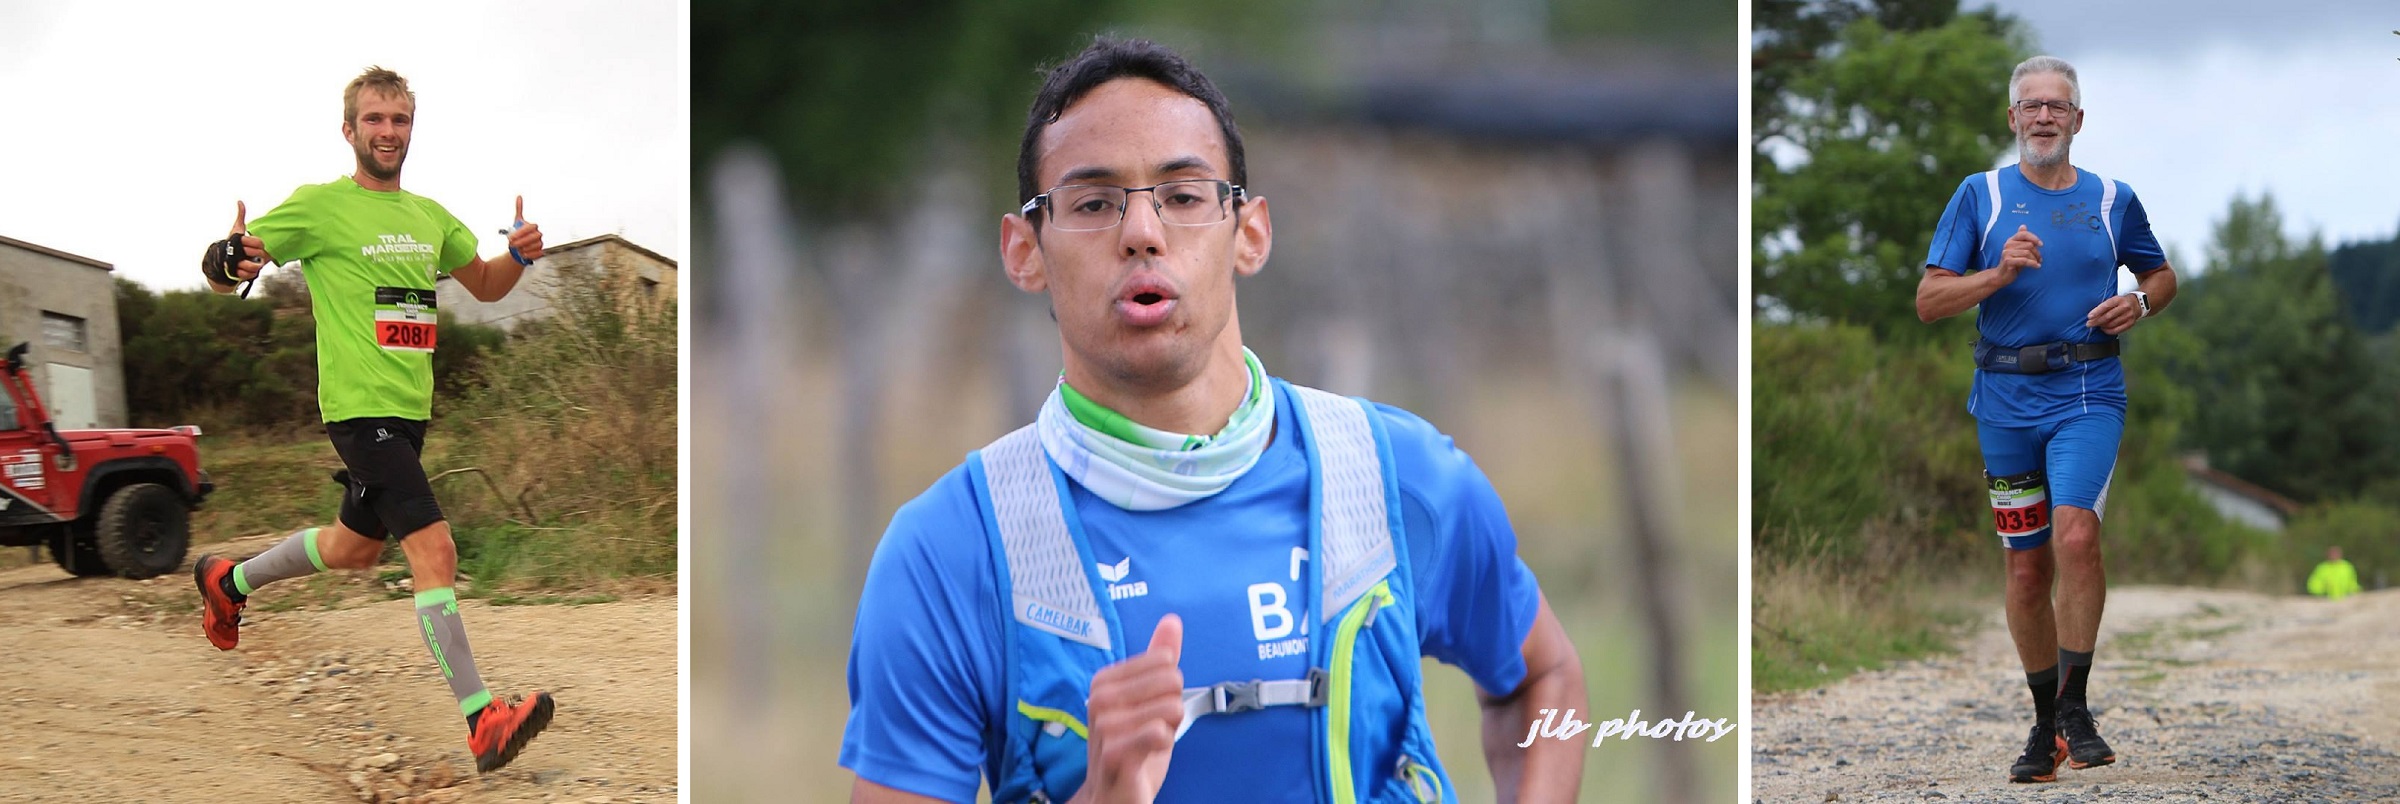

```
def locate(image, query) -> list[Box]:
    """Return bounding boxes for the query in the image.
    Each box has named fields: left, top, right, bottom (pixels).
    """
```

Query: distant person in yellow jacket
left=2308, top=546, right=2362, bottom=600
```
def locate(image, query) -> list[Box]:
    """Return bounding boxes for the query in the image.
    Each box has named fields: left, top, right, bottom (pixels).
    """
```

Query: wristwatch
left=2131, top=290, right=2151, bottom=318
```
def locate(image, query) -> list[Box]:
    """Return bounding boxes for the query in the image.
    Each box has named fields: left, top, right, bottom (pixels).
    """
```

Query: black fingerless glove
left=201, top=236, right=245, bottom=285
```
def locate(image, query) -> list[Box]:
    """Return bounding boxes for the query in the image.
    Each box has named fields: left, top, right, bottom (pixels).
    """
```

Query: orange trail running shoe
left=469, top=692, right=557, bottom=773
left=193, top=555, right=244, bottom=650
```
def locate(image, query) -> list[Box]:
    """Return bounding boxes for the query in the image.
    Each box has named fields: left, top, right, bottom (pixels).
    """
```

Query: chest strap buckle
left=1175, top=667, right=1330, bottom=741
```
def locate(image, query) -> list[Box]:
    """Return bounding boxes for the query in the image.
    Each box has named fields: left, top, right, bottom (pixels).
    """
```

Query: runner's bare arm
left=448, top=196, right=545, bottom=302
left=447, top=255, right=526, bottom=302
left=1478, top=593, right=1587, bottom=802
left=849, top=779, right=952, bottom=803
left=2087, top=261, right=2179, bottom=335
left=2135, top=262, right=2178, bottom=313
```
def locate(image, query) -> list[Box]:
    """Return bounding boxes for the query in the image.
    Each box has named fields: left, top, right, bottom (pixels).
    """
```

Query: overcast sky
left=1988, top=0, right=2398, bottom=269
left=0, top=0, right=686, bottom=292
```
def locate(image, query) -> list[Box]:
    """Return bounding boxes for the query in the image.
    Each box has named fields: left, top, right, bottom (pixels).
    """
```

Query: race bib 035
left=374, top=286, right=438, bottom=353
left=1986, top=469, right=2051, bottom=544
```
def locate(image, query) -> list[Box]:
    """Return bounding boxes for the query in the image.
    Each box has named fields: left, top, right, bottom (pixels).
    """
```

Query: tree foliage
left=2159, top=195, right=2400, bottom=503
left=693, top=0, right=1125, bottom=209
left=2328, top=225, right=2400, bottom=335
left=115, top=278, right=504, bottom=432
left=1753, top=7, right=2028, bottom=337
left=117, top=278, right=283, bottom=429
left=1752, top=0, right=1965, bottom=141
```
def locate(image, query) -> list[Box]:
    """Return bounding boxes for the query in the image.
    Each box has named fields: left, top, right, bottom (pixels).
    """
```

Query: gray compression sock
left=414, top=587, right=494, bottom=719
left=230, top=528, right=328, bottom=598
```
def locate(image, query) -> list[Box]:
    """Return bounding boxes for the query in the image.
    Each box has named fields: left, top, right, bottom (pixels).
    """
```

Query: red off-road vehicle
left=0, top=343, right=212, bottom=578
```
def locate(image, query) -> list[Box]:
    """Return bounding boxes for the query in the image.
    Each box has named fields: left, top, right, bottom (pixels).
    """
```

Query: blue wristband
left=496, top=223, right=533, bottom=266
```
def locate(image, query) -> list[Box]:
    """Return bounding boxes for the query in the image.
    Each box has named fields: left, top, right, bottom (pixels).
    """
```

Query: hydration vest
left=967, top=380, right=1457, bottom=804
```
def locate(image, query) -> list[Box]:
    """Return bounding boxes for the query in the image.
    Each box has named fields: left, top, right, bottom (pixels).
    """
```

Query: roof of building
left=0, top=234, right=113, bottom=271
left=2182, top=454, right=2303, bottom=516
left=543, top=233, right=679, bottom=268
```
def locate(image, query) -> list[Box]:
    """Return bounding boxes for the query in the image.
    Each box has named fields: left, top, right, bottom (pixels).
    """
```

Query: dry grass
left=441, top=259, right=679, bottom=587
left=1751, top=551, right=1983, bottom=693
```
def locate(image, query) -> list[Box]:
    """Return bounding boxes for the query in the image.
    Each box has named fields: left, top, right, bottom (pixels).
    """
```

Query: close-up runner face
left=345, top=88, right=415, bottom=182
left=2007, top=71, right=2080, bottom=169
left=1011, top=76, right=1271, bottom=392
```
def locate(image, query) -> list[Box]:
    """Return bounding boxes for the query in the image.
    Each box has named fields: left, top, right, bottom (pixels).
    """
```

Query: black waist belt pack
left=1972, top=338, right=2120, bottom=375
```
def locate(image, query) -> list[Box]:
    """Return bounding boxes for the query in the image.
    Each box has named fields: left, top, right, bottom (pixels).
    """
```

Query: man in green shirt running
left=2308, top=546, right=2362, bottom=601
left=191, top=66, right=555, bottom=774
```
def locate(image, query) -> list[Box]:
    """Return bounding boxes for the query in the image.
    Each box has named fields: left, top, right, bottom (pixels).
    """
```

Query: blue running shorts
left=1977, top=408, right=2125, bottom=551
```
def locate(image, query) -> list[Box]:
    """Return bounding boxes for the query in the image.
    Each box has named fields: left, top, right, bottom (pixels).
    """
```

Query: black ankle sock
left=2057, top=649, right=2094, bottom=710
left=219, top=570, right=246, bottom=603
left=2027, top=665, right=2060, bottom=725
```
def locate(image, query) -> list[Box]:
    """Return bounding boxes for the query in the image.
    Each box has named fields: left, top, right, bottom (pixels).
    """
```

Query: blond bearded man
left=194, top=66, right=556, bottom=774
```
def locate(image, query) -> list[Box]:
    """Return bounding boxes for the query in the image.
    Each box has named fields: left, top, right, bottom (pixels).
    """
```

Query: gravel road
left=1754, top=586, right=2400, bottom=803
left=0, top=532, right=676, bottom=803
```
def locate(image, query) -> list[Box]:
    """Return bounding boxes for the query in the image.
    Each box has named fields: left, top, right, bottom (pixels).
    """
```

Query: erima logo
left=1097, top=558, right=1148, bottom=600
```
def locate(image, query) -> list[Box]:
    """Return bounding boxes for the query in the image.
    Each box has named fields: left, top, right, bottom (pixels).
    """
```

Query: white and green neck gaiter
left=1036, top=348, right=1274, bottom=511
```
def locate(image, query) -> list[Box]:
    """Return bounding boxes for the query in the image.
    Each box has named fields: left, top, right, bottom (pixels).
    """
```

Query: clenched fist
left=1988, top=225, right=2042, bottom=286
left=1074, top=615, right=1187, bottom=804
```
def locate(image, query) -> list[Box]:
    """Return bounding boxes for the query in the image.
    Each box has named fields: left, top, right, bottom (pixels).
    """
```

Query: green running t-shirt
left=248, top=176, right=478, bottom=422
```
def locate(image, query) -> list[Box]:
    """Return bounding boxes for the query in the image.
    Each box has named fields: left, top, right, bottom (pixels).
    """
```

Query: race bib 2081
left=373, top=286, right=438, bottom=353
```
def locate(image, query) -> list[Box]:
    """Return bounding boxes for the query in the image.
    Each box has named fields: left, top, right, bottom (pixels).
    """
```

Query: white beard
left=2018, top=130, right=2073, bottom=168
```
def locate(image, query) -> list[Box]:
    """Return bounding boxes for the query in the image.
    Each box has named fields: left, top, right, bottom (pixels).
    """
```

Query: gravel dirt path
left=1754, top=585, right=2400, bottom=803
left=0, top=533, right=675, bottom=803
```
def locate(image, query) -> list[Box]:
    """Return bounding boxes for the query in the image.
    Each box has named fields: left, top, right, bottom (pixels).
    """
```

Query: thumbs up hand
left=1077, top=614, right=1187, bottom=804
left=498, top=195, right=544, bottom=265
left=228, top=201, right=267, bottom=281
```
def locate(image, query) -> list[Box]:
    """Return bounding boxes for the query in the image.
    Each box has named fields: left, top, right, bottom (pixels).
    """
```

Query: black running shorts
left=325, top=417, right=445, bottom=540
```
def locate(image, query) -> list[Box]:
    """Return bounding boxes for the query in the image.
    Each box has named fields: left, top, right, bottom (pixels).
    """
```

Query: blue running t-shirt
left=840, top=382, right=1544, bottom=802
left=1925, top=164, right=2167, bottom=426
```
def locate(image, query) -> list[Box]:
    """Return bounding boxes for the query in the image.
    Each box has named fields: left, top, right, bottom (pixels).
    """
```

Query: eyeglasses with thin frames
left=1019, top=179, right=1247, bottom=232
left=2012, top=99, right=2077, bottom=117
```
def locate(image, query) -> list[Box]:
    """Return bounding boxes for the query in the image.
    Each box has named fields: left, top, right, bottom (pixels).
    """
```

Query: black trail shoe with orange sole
left=2058, top=705, right=2118, bottom=769
left=2009, top=722, right=2068, bottom=783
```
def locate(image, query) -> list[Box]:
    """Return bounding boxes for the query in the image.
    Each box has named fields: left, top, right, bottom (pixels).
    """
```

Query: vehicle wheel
left=95, top=483, right=188, bottom=579
left=50, top=525, right=110, bottom=577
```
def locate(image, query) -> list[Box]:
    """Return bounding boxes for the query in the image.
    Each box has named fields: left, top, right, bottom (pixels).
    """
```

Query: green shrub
left=1755, top=320, right=2299, bottom=689
left=1753, top=322, right=1982, bottom=566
